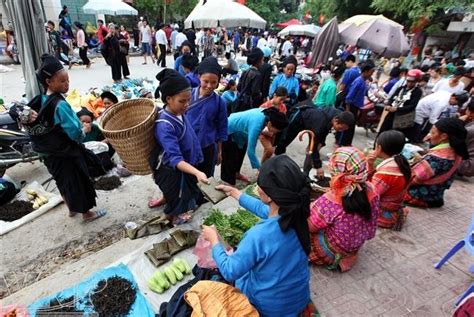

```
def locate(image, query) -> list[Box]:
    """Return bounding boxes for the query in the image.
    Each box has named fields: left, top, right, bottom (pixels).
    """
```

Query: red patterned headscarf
left=328, top=147, right=368, bottom=202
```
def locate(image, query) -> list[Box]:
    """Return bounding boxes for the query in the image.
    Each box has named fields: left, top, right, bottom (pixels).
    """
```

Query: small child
left=221, top=79, right=238, bottom=104
left=259, top=86, right=288, bottom=163
left=181, top=54, right=200, bottom=88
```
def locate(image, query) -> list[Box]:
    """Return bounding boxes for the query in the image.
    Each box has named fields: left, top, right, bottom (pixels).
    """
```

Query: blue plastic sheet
left=28, top=263, right=155, bottom=317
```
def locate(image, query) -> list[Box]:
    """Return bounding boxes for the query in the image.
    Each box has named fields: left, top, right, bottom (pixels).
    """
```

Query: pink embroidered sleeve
left=411, top=159, right=434, bottom=184
left=370, top=172, right=390, bottom=196
left=308, top=200, right=329, bottom=232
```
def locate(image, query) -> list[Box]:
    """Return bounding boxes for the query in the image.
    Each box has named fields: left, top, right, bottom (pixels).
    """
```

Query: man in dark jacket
left=275, top=101, right=355, bottom=177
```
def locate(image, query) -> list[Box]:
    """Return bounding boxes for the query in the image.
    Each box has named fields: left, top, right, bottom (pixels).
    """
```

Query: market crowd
left=14, top=11, right=474, bottom=316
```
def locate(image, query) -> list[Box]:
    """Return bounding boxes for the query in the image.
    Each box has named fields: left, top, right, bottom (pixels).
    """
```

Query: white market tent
left=184, top=0, right=266, bottom=29
left=278, top=24, right=321, bottom=37
left=82, top=0, right=138, bottom=15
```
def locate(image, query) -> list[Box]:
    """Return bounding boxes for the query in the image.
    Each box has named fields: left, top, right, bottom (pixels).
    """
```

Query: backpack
left=148, top=110, right=187, bottom=171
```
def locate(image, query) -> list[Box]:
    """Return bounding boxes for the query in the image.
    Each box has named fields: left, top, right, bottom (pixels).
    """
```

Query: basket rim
left=98, top=98, right=157, bottom=134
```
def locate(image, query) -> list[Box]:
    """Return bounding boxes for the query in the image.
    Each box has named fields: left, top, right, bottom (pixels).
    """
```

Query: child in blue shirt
left=149, top=69, right=209, bottom=224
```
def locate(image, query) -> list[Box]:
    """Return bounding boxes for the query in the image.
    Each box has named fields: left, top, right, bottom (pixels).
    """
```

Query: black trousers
left=79, top=47, right=90, bottom=66
left=110, top=53, right=130, bottom=81
left=157, top=44, right=167, bottom=67
left=197, top=144, right=216, bottom=178
left=336, top=104, right=359, bottom=146
left=221, top=138, right=247, bottom=185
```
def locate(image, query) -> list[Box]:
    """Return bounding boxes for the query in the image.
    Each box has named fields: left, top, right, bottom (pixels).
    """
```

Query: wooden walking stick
left=298, top=130, right=315, bottom=175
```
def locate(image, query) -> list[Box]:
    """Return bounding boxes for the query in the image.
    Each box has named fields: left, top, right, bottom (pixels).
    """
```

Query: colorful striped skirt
left=309, top=231, right=358, bottom=272
left=377, top=207, right=409, bottom=231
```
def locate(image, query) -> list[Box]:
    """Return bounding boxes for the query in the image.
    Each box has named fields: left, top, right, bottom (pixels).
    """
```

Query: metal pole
left=163, top=0, right=166, bottom=24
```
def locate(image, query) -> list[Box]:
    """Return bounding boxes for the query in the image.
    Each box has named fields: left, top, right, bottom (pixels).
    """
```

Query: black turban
left=263, top=108, right=289, bottom=131
left=181, top=54, right=199, bottom=71
left=179, top=40, right=192, bottom=50
left=257, top=155, right=312, bottom=255
left=155, top=69, right=190, bottom=103
left=76, top=107, right=94, bottom=119
left=100, top=91, right=118, bottom=104
left=36, top=54, right=64, bottom=86
left=435, top=118, right=469, bottom=159
left=198, top=56, right=222, bottom=78
left=247, top=48, right=264, bottom=66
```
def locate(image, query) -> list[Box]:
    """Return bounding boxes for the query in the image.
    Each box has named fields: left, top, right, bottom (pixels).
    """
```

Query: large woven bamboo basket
left=98, top=98, right=157, bottom=175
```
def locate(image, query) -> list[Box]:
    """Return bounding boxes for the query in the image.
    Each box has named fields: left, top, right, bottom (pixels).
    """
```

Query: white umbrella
left=82, top=0, right=138, bottom=15
left=184, top=0, right=266, bottom=29
left=278, top=24, right=320, bottom=37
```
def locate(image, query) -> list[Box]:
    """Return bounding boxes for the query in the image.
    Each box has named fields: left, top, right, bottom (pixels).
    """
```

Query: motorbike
left=0, top=102, right=38, bottom=175
left=356, top=85, right=386, bottom=136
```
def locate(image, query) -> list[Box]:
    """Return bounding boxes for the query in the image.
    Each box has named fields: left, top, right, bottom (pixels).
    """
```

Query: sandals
left=236, top=173, right=250, bottom=183
left=83, top=209, right=107, bottom=223
left=148, top=197, right=166, bottom=208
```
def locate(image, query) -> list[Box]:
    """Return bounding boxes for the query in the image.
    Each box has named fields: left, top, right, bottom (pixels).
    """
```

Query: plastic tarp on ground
left=28, top=263, right=154, bottom=317
left=0, top=181, right=62, bottom=236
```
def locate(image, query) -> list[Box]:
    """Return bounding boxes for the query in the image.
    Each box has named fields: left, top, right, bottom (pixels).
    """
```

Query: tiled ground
left=310, top=179, right=473, bottom=316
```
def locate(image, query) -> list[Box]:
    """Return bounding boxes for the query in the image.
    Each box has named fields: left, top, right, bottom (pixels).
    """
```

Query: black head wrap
left=155, top=69, right=191, bottom=103
left=257, top=155, right=312, bottom=255
left=179, top=40, right=192, bottom=51
left=100, top=91, right=118, bottom=104
left=263, top=108, right=289, bottom=131
left=247, top=48, right=264, bottom=66
left=198, top=56, right=222, bottom=78
left=36, top=54, right=64, bottom=86
left=76, top=107, right=94, bottom=119
left=181, top=54, right=199, bottom=72
left=435, top=118, right=469, bottom=159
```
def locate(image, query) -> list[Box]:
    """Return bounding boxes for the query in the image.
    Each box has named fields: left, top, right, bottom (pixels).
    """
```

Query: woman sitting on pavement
left=203, top=155, right=311, bottom=316
left=405, top=117, right=469, bottom=208
left=26, top=54, right=105, bottom=222
left=308, top=147, right=380, bottom=272
left=368, top=130, right=412, bottom=230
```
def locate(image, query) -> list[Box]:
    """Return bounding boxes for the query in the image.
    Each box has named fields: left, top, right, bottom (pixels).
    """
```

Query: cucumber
left=148, top=279, right=164, bottom=294
left=172, top=258, right=186, bottom=273
left=153, top=270, right=169, bottom=289
left=164, top=266, right=177, bottom=285
left=180, top=258, right=192, bottom=274
left=170, top=265, right=184, bottom=281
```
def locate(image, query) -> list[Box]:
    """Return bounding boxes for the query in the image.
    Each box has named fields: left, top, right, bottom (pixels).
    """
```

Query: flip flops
left=83, top=209, right=107, bottom=223
left=148, top=197, right=166, bottom=208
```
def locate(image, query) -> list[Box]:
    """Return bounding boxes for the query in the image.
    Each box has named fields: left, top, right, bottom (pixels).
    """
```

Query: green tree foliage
left=371, top=0, right=473, bottom=26
left=133, top=0, right=198, bottom=22
left=246, top=0, right=297, bottom=25
left=303, top=0, right=376, bottom=22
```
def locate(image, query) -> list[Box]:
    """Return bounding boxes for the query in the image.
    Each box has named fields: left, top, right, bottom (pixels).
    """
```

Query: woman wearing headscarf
left=187, top=57, right=228, bottom=177
left=308, top=147, right=380, bottom=272
left=103, top=23, right=130, bottom=82
left=405, top=117, right=469, bottom=208
left=148, top=69, right=209, bottom=224
left=269, top=55, right=299, bottom=108
left=203, top=155, right=311, bottom=316
left=25, top=54, right=105, bottom=222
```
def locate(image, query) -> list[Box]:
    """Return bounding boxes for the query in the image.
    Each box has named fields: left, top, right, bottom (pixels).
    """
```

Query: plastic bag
left=192, top=233, right=217, bottom=269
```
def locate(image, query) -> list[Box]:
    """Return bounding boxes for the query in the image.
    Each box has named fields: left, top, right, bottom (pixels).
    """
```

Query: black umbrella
left=309, top=17, right=340, bottom=68
left=4, top=0, right=48, bottom=99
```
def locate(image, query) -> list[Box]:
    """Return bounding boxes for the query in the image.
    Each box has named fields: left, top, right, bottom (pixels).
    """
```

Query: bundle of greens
left=203, top=208, right=260, bottom=247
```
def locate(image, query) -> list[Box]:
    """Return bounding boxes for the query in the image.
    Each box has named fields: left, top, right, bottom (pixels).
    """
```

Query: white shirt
left=268, top=37, right=278, bottom=48
left=257, top=38, right=268, bottom=50
left=282, top=40, right=293, bottom=57
left=140, top=25, right=151, bottom=43
left=155, top=29, right=168, bottom=45
left=196, top=30, right=204, bottom=46
left=415, top=90, right=452, bottom=125
left=432, top=78, right=465, bottom=94
left=464, top=59, right=474, bottom=69
left=175, top=32, right=187, bottom=48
